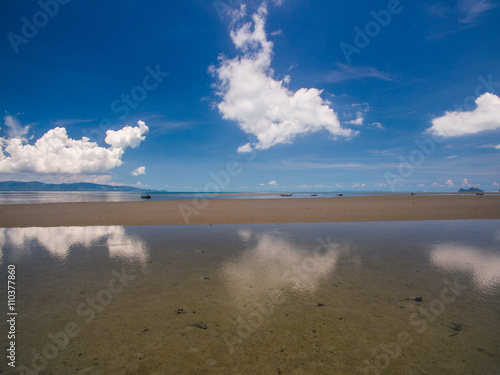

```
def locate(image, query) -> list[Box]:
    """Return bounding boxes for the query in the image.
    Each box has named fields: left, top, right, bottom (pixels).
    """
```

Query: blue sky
left=0, top=0, right=499, bottom=192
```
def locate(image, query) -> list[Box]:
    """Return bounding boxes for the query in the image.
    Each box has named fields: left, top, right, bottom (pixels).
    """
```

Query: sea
left=0, top=191, right=456, bottom=204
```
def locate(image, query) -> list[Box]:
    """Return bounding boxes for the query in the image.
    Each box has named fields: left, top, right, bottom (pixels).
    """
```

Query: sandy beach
left=1, top=195, right=499, bottom=228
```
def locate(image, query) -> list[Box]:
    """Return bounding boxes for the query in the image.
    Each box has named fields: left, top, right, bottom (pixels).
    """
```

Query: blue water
left=0, top=191, right=451, bottom=204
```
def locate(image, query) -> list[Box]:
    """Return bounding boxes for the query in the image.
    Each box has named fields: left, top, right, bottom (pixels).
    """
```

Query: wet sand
left=0, top=195, right=499, bottom=228
left=2, top=221, right=499, bottom=374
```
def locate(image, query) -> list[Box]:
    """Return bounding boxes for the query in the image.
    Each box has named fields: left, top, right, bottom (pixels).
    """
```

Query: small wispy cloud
left=368, top=148, right=401, bottom=157
left=458, top=0, right=498, bottom=24
left=133, top=181, right=151, bottom=188
left=460, top=178, right=481, bottom=187
left=52, top=118, right=94, bottom=127
left=3, top=114, right=31, bottom=138
left=321, top=63, right=393, bottom=83
left=344, top=103, right=376, bottom=127
left=279, top=160, right=378, bottom=170
left=150, top=120, right=196, bottom=132
left=426, top=3, right=452, bottom=18
left=131, top=166, right=146, bottom=176
left=237, top=143, right=253, bottom=153
left=346, top=111, right=364, bottom=125
left=369, top=122, right=384, bottom=129
left=425, top=0, right=497, bottom=39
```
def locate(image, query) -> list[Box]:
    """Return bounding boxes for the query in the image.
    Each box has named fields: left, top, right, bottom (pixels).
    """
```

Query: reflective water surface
left=0, top=220, right=499, bottom=374
left=0, top=191, right=463, bottom=204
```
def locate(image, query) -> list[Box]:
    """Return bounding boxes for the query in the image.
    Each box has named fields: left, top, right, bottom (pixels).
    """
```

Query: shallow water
left=0, top=221, right=499, bottom=374
left=0, top=191, right=459, bottom=204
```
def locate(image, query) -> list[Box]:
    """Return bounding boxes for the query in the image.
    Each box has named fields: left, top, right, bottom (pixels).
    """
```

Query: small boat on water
left=141, top=194, right=151, bottom=199
left=337, top=193, right=343, bottom=197
left=476, top=192, right=484, bottom=196
left=280, top=193, right=292, bottom=197
left=311, top=194, right=317, bottom=196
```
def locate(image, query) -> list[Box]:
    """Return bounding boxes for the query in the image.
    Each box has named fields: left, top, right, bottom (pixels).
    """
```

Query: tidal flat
left=0, top=220, right=499, bottom=374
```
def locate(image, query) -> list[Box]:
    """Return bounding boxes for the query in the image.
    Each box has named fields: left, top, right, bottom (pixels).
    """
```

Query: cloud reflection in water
left=0, top=226, right=148, bottom=265
left=430, top=244, right=500, bottom=294
left=221, top=228, right=349, bottom=314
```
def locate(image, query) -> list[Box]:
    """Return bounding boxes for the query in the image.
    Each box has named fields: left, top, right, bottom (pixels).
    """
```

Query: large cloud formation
left=212, top=5, right=354, bottom=152
left=0, top=120, right=148, bottom=173
left=426, top=93, right=500, bottom=137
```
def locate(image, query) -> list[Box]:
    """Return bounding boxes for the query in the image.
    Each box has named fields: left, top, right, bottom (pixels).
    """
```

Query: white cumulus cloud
left=105, top=120, right=148, bottom=149
left=212, top=5, right=355, bottom=152
left=237, top=143, right=253, bottom=153
left=268, top=180, right=278, bottom=186
left=461, top=178, right=473, bottom=187
left=347, top=111, right=364, bottom=125
left=370, top=122, right=384, bottom=129
left=0, top=120, right=148, bottom=174
left=446, top=179, right=455, bottom=187
left=426, top=93, right=500, bottom=137
left=131, top=166, right=146, bottom=176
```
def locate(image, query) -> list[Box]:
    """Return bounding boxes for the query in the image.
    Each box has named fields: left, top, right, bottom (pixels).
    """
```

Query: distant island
left=0, top=180, right=156, bottom=192
left=458, top=187, right=483, bottom=193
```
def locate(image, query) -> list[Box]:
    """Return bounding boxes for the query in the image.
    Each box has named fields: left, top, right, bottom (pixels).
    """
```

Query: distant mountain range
left=0, top=181, right=155, bottom=192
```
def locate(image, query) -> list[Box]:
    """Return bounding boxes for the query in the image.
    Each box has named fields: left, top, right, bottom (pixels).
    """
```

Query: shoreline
left=1, top=195, right=499, bottom=228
